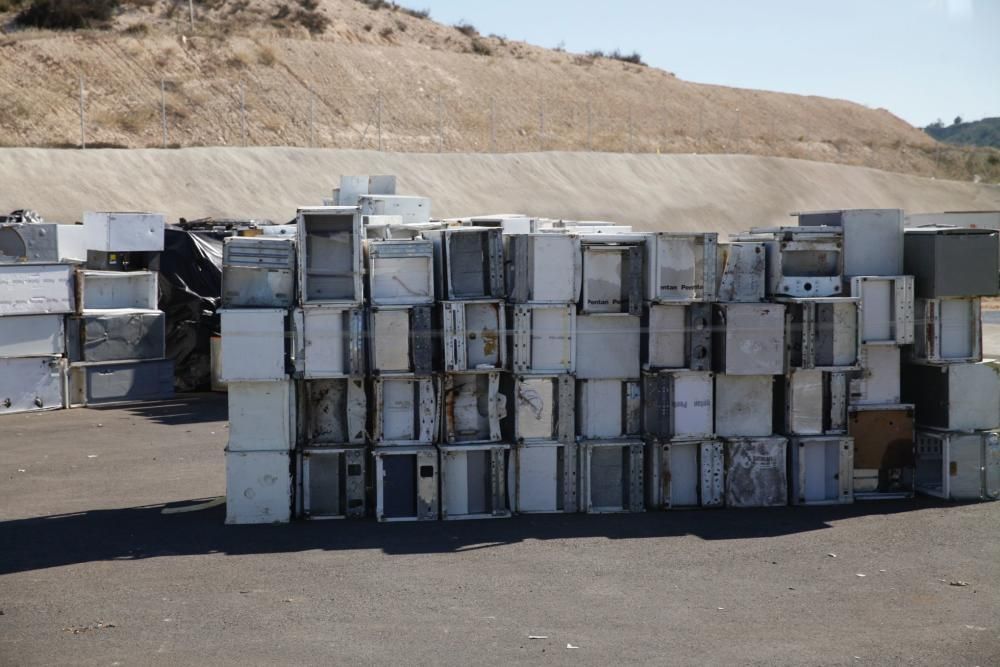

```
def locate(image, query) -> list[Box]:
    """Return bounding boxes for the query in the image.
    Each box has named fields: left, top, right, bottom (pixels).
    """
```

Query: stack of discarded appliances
left=221, top=178, right=1000, bottom=524
left=0, top=212, right=173, bottom=415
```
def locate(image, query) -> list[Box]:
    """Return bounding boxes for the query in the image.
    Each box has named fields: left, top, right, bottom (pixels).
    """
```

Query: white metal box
left=222, top=237, right=296, bottom=308
left=797, top=209, right=904, bottom=278
left=366, top=239, right=434, bottom=305
left=505, top=233, right=581, bottom=303
left=509, top=441, right=578, bottom=513
left=372, top=376, right=439, bottom=445
left=227, top=380, right=296, bottom=452
left=0, top=356, right=65, bottom=414
left=292, top=306, right=365, bottom=378
left=0, top=263, right=74, bottom=315
left=76, top=269, right=158, bottom=311
left=368, top=305, right=433, bottom=375
left=579, top=440, right=644, bottom=513
left=575, top=314, right=641, bottom=379
left=911, top=297, right=982, bottom=364
left=579, top=240, right=643, bottom=315
left=337, top=174, right=396, bottom=205
left=849, top=404, right=915, bottom=499
left=374, top=445, right=439, bottom=522
left=716, top=242, right=766, bottom=303
left=67, top=309, right=165, bottom=363
left=714, top=373, right=773, bottom=437
left=642, top=303, right=712, bottom=371
left=501, top=374, right=574, bottom=443
left=788, top=436, right=854, bottom=505
left=712, top=303, right=785, bottom=375
left=509, top=304, right=576, bottom=374
left=0, top=222, right=59, bottom=263
left=775, top=369, right=849, bottom=436
left=83, top=212, right=165, bottom=252
left=724, top=437, right=788, bottom=508
left=68, top=358, right=174, bottom=406
left=576, top=379, right=641, bottom=439
left=442, top=300, right=506, bottom=372
left=424, top=227, right=505, bottom=301
left=642, top=370, right=715, bottom=439
left=644, top=232, right=718, bottom=302
left=56, top=224, right=87, bottom=262
left=301, top=378, right=367, bottom=446
left=358, top=194, right=431, bottom=224
left=902, top=362, right=1000, bottom=431
left=219, top=309, right=286, bottom=382
left=225, top=449, right=292, bottom=524
left=914, top=429, right=1000, bottom=501
left=297, top=446, right=367, bottom=519
left=749, top=226, right=844, bottom=297
left=442, top=372, right=505, bottom=444
left=440, top=443, right=511, bottom=519
left=0, top=314, right=65, bottom=357
left=296, top=206, right=364, bottom=305
left=780, top=297, right=859, bottom=369
left=850, top=344, right=901, bottom=406
left=850, top=276, right=915, bottom=346
left=644, top=438, right=724, bottom=509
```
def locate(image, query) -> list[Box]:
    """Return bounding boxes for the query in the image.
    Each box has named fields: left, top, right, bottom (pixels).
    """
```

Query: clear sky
left=398, top=0, right=999, bottom=128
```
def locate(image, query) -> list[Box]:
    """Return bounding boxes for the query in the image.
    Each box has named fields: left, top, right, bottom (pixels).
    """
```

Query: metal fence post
left=309, top=88, right=315, bottom=148
left=698, top=103, right=704, bottom=141
left=78, top=76, right=86, bottom=150
left=160, top=79, right=167, bottom=148
left=490, top=97, right=496, bottom=153
left=627, top=107, right=634, bottom=153
left=188, top=0, right=194, bottom=30
left=539, top=97, right=545, bottom=151
left=734, top=107, right=741, bottom=145
left=586, top=100, right=592, bottom=151
left=437, top=94, right=443, bottom=152
left=377, top=89, right=383, bottom=152
left=239, top=79, right=247, bottom=146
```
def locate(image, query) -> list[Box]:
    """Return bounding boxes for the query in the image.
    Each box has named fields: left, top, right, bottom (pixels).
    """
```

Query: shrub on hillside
left=16, top=0, right=118, bottom=29
left=454, top=21, right=477, bottom=37
left=609, top=49, right=645, bottom=66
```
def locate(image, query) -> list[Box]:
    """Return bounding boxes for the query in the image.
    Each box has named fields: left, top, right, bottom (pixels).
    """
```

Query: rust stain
left=481, top=330, right=499, bottom=356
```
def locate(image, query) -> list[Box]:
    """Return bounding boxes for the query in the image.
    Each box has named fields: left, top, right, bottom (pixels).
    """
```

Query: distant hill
left=925, top=117, right=1000, bottom=148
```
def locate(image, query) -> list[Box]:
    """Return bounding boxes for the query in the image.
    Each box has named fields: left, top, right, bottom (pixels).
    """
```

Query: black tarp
left=154, top=227, right=225, bottom=391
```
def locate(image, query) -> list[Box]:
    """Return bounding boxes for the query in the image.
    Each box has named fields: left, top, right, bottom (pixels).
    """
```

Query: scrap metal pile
left=215, top=177, right=1000, bottom=523
left=0, top=213, right=174, bottom=411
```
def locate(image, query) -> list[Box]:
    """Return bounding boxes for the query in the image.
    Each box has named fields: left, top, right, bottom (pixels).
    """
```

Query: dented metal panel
left=0, top=356, right=65, bottom=414
left=642, top=370, right=715, bottom=439
left=724, top=437, right=788, bottom=508
left=442, top=372, right=505, bottom=444
left=902, top=362, right=999, bottom=431
left=505, top=233, right=581, bottom=303
left=302, top=378, right=367, bottom=445
left=645, top=232, right=718, bottom=302
left=222, top=237, right=295, bottom=308
left=366, top=239, right=434, bottom=305
left=296, top=206, right=364, bottom=305
left=502, top=374, right=574, bottom=443
left=712, top=303, right=785, bottom=375
left=373, top=376, right=438, bottom=445
left=442, top=300, right=506, bottom=372
left=68, top=358, right=174, bottom=407
left=0, top=314, right=65, bottom=358
left=645, top=438, right=724, bottom=509
left=576, top=379, right=641, bottom=439
left=716, top=242, right=766, bottom=302
left=851, top=276, right=915, bottom=345
left=789, top=436, right=853, bottom=505
left=642, top=303, right=712, bottom=371
left=510, top=440, right=578, bottom=513
left=83, top=212, right=165, bottom=252
left=575, top=314, right=641, bottom=379
left=225, top=449, right=292, bottom=524
left=374, top=445, right=439, bottom=522
left=580, top=440, right=644, bottom=513
left=510, top=304, right=575, bottom=374
left=298, top=306, right=365, bottom=378
left=227, top=380, right=296, bottom=451
left=0, top=263, right=75, bottom=316
left=714, top=374, right=772, bottom=437
left=776, top=369, right=849, bottom=436
left=298, top=446, right=367, bottom=519
left=439, top=443, right=511, bottom=520
left=911, top=297, right=982, bottom=364
left=67, top=309, right=166, bottom=363
left=0, top=222, right=60, bottom=263
left=780, top=298, right=859, bottom=370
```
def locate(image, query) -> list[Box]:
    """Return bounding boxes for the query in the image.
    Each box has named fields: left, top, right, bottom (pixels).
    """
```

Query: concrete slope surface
left=2, top=147, right=999, bottom=233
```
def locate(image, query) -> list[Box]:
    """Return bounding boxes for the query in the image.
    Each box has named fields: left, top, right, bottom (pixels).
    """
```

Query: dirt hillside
left=3, top=147, right=999, bottom=234
left=1, top=0, right=996, bottom=182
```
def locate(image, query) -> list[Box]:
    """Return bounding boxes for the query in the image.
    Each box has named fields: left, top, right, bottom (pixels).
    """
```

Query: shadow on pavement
left=88, top=393, right=228, bottom=426
left=0, top=497, right=951, bottom=576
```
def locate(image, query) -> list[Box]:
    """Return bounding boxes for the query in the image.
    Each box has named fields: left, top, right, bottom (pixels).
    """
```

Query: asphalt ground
left=1, top=394, right=998, bottom=666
